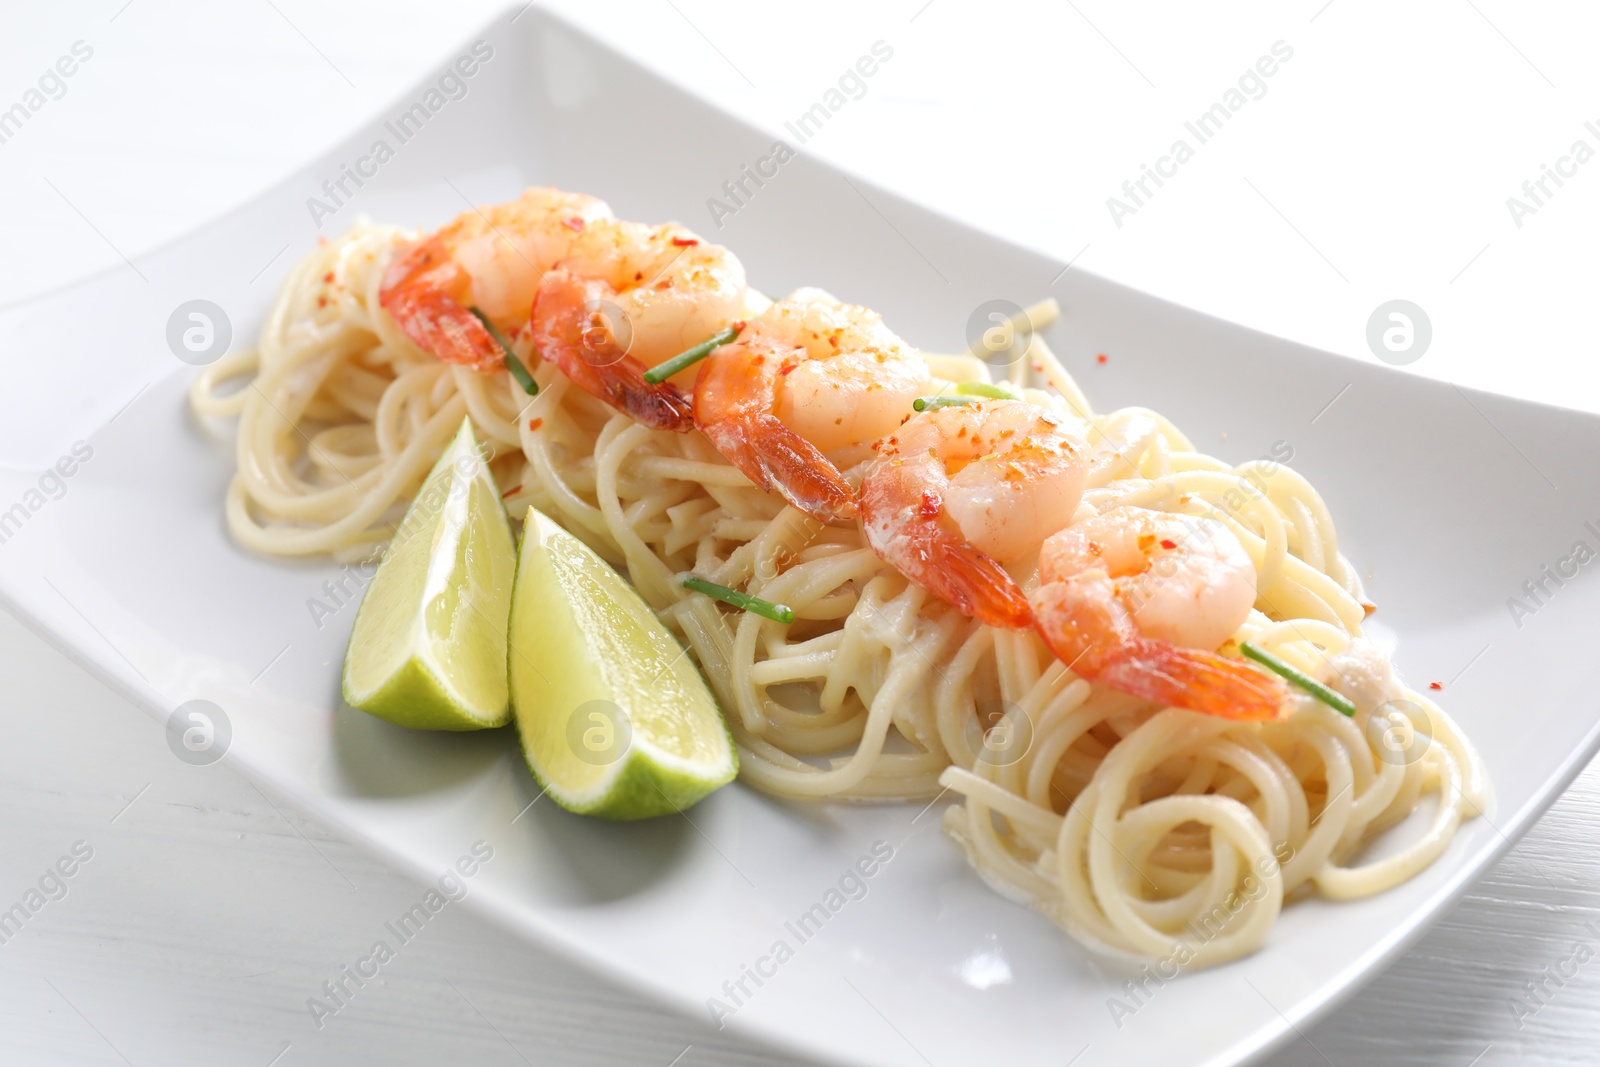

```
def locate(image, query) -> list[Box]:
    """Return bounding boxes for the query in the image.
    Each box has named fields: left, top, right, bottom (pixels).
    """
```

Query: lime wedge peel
left=341, top=418, right=515, bottom=730
left=508, top=506, right=738, bottom=820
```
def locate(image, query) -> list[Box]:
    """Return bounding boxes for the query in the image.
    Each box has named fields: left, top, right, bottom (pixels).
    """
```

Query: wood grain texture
left=1, top=607, right=1597, bottom=1067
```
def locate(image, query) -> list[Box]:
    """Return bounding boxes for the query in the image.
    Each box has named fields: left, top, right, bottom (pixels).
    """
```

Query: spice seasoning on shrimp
left=529, top=218, right=746, bottom=429
left=380, top=187, right=609, bottom=372
left=694, top=298, right=927, bottom=522
left=1036, top=508, right=1290, bottom=721
left=861, top=399, right=1088, bottom=629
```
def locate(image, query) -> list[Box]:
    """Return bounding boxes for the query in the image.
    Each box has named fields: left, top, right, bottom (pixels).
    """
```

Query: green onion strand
left=681, top=574, right=794, bottom=624
left=954, top=380, right=1025, bottom=400
left=912, top=395, right=980, bottom=412
left=469, top=306, right=537, bottom=395
left=1239, top=641, right=1357, bottom=717
left=643, top=324, right=743, bottom=384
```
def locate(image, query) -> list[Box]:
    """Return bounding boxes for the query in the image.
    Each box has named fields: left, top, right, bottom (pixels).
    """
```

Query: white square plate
left=2, top=8, right=1596, bottom=1066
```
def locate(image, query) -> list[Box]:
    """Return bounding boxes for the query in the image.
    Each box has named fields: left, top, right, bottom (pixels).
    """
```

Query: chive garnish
left=681, top=574, right=795, bottom=624
left=643, top=324, right=742, bottom=384
left=469, top=306, right=537, bottom=395
left=912, top=395, right=980, bottom=412
left=955, top=380, right=1024, bottom=400
left=1239, top=641, right=1356, bottom=717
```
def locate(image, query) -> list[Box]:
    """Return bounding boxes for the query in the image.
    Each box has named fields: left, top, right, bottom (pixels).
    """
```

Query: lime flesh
left=342, top=419, right=515, bottom=729
left=508, top=506, right=737, bottom=819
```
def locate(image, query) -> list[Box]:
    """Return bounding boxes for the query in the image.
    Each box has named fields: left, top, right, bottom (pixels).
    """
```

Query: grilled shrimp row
left=377, top=187, right=1291, bottom=722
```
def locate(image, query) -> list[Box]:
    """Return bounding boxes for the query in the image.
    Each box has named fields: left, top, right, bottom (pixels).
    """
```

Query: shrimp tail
left=379, top=244, right=504, bottom=371
left=861, top=478, right=1032, bottom=628
left=531, top=272, right=695, bottom=432
left=701, top=414, right=857, bottom=522
left=1032, top=575, right=1289, bottom=721
left=1092, top=639, right=1290, bottom=721
left=927, top=537, right=1034, bottom=629
left=590, top=360, right=696, bottom=432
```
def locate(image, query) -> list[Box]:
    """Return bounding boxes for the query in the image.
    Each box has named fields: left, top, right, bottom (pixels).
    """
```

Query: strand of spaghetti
left=734, top=600, right=956, bottom=797
left=453, top=365, right=522, bottom=449
left=594, top=418, right=685, bottom=605
left=1025, top=333, right=1094, bottom=421
left=1419, top=694, right=1490, bottom=810
left=519, top=381, right=614, bottom=545
left=1263, top=716, right=1355, bottom=888
left=226, top=393, right=467, bottom=555
left=189, top=348, right=259, bottom=417
left=945, top=797, right=1060, bottom=905
left=940, top=766, right=1062, bottom=837
left=1315, top=739, right=1464, bottom=898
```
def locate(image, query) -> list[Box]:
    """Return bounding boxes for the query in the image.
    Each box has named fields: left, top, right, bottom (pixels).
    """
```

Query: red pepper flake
left=1031, top=361, right=1044, bottom=372
left=563, top=217, right=586, bottom=232
left=501, top=485, right=520, bottom=498
left=1361, top=601, right=1378, bottom=616
left=1159, top=539, right=1177, bottom=550
left=528, top=418, right=543, bottom=432
left=322, top=271, right=334, bottom=284
left=670, top=236, right=699, bottom=247
left=918, top=489, right=942, bottom=518
left=316, top=296, right=328, bottom=308
left=1428, top=681, right=1443, bottom=690
left=1095, top=354, right=1109, bottom=364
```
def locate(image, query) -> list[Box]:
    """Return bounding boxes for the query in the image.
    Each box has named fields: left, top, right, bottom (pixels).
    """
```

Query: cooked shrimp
left=379, top=187, right=612, bottom=370
left=1030, top=506, right=1289, bottom=720
left=529, top=219, right=748, bottom=432
left=860, top=399, right=1089, bottom=628
left=694, top=297, right=930, bottom=522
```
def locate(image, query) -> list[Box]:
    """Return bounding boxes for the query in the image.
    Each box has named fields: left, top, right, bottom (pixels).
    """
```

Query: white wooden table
left=4, top=3, right=1598, bottom=1064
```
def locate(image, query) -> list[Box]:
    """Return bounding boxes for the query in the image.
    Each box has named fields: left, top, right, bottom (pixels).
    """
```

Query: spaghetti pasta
left=192, top=220, right=1488, bottom=966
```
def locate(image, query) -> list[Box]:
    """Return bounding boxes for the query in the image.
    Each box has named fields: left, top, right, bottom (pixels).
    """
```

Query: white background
left=2, top=1, right=1598, bottom=1064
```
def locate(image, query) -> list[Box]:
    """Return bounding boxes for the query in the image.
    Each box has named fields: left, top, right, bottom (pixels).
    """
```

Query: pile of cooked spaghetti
left=191, top=204, right=1486, bottom=967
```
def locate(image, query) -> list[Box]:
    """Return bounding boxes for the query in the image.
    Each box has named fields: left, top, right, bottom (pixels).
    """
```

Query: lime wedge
left=342, top=419, right=515, bottom=730
left=508, top=506, right=738, bottom=819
